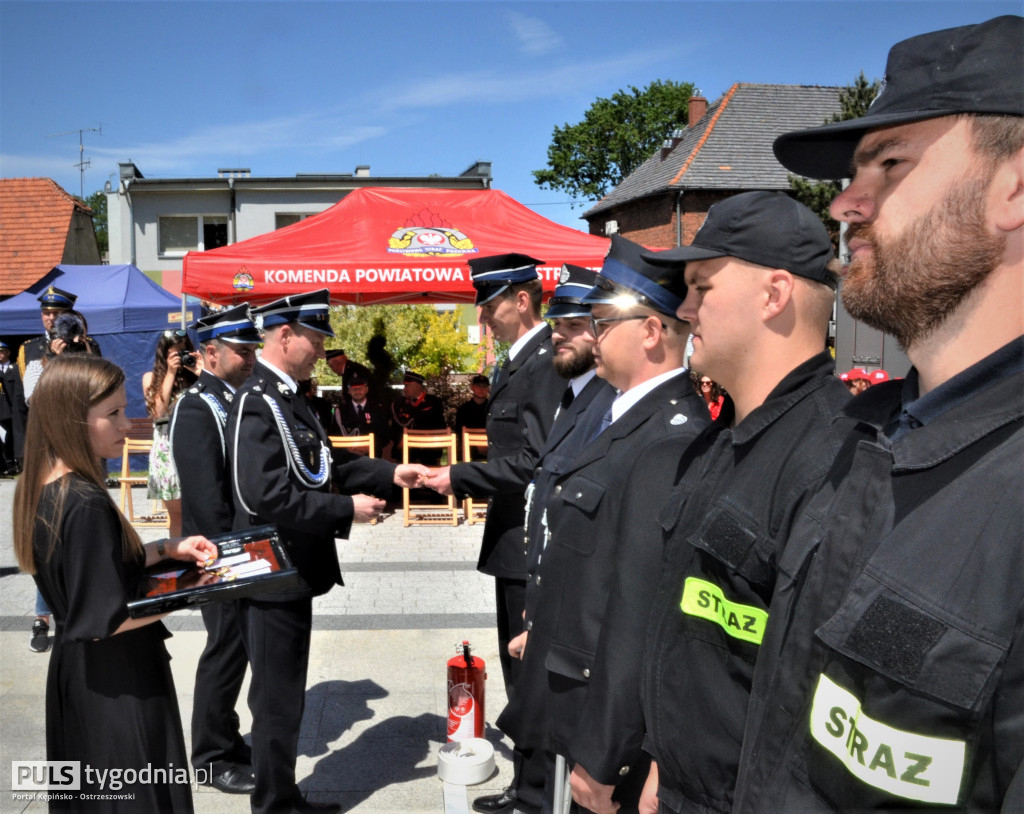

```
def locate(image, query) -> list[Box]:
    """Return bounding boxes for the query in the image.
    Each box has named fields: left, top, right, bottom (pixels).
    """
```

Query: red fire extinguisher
left=447, top=640, right=486, bottom=741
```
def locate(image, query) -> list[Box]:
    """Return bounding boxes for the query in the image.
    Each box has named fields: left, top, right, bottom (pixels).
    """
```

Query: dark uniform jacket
left=640, top=351, right=850, bottom=813
left=523, top=373, right=616, bottom=567
left=328, top=397, right=391, bottom=458
left=499, top=372, right=709, bottom=792
left=16, top=335, right=48, bottom=377
left=734, top=341, right=1024, bottom=813
left=449, top=324, right=564, bottom=579
left=228, top=362, right=396, bottom=600
left=169, top=371, right=237, bottom=537
left=454, top=398, right=489, bottom=436
left=392, top=391, right=447, bottom=433
left=17, top=334, right=101, bottom=376
left=0, top=361, right=28, bottom=463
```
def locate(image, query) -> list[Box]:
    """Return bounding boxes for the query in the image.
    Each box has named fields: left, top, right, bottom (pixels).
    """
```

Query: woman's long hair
left=144, top=331, right=196, bottom=417
left=14, top=355, right=144, bottom=574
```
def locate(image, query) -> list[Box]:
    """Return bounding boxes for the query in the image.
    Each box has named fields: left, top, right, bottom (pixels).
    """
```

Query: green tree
left=84, top=190, right=108, bottom=255
left=317, top=304, right=477, bottom=385
left=533, top=79, right=697, bottom=202
left=789, top=72, right=881, bottom=245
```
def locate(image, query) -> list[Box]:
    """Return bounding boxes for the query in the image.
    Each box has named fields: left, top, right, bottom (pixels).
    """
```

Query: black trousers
left=237, top=596, right=313, bottom=814
left=191, top=600, right=252, bottom=775
left=494, top=577, right=527, bottom=697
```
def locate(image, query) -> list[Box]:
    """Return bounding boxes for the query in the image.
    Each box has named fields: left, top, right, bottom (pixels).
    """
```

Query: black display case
left=127, top=525, right=299, bottom=618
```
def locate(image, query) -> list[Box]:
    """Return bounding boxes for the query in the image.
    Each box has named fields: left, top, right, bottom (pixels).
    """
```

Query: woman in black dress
left=13, top=355, right=216, bottom=812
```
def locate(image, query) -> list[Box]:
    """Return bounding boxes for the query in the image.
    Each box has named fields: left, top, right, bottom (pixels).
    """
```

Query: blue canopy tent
left=0, top=264, right=194, bottom=423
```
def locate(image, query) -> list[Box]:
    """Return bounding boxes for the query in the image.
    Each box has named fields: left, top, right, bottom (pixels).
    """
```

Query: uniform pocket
left=545, top=640, right=594, bottom=683
left=817, top=574, right=1005, bottom=711
left=489, top=399, right=518, bottom=421
left=556, top=475, right=605, bottom=555
left=687, top=499, right=773, bottom=589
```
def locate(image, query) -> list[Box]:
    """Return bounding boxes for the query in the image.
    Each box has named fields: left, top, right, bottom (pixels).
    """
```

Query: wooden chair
left=402, top=429, right=458, bottom=527
left=329, top=434, right=377, bottom=524
left=118, top=417, right=169, bottom=528
left=461, top=429, right=489, bottom=525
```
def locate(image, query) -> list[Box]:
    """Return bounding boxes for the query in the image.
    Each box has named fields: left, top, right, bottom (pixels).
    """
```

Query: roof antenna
left=47, top=124, right=102, bottom=199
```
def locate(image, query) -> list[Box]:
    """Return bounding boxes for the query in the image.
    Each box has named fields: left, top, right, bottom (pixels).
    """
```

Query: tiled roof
left=0, top=178, right=91, bottom=295
left=585, top=83, right=843, bottom=218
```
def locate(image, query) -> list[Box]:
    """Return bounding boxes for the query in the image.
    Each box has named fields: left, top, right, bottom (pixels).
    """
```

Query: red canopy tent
left=182, top=187, right=610, bottom=306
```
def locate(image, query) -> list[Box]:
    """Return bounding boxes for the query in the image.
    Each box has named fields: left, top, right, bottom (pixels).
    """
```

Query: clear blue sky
left=1, top=0, right=1019, bottom=229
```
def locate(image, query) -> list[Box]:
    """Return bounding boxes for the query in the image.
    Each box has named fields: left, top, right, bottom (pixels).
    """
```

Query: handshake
left=350, top=464, right=457, bottom=523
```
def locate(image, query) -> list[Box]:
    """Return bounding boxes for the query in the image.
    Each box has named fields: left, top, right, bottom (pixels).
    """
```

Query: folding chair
left=329, top=434, right=378, bottom=524
left=461, top=429, right=489, bottom=525
left=402, top=429, right=458, bottom=526
left=117, top=418, right=169, bottom=528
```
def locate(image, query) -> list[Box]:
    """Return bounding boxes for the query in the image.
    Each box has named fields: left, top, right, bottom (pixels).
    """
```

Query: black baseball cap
left=774, top=15, right=1024, bottom=180
left=643, top=192, right=835, bottom=285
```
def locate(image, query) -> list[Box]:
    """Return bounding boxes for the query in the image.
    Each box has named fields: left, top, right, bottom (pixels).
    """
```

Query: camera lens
left=181, top=352, right=197, bottom=368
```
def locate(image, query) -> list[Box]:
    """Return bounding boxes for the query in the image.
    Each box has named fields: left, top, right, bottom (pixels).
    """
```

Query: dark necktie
left=588, top=406, right=613, bottom=442
left=560, top=386, right=575, bottom=410
left=356, top=404, right=364, bottom=422
left=492, top=359, right=509, bottom=390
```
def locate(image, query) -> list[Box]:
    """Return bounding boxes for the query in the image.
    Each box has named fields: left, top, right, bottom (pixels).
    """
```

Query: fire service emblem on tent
left=233, top=269, right=255, bottom=291
left=386, top=208, right=478, bottom=258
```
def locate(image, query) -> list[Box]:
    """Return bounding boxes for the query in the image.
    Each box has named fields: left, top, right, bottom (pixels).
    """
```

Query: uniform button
left=535, top=575, right=542, bottom=585
left=527, top=620, right=533, bottom=631
left=554, top=485, right=562, bottom=495
left=618, top=766, right=630, bottom=776
left=582, top=668, right=590, bottom=678
left=574, top=491, right=583, bottom=500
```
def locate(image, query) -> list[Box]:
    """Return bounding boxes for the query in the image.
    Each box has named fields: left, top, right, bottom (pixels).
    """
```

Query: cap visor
left=643, top=245, right=727, bottom=267
left=545, top=304, right=591, bottom=319
left=773, top=108, right=960, bottom=179
left=474, top=284, right=508, bottom=306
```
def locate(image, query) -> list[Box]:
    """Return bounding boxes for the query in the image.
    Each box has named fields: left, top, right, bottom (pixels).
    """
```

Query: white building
left=106, top=160, right=492, bottom=295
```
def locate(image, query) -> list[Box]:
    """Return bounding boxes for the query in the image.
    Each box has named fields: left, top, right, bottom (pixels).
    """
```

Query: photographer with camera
left=23, top=310, right=100, bottom=402
left=142, top=329, right=202, bottom=537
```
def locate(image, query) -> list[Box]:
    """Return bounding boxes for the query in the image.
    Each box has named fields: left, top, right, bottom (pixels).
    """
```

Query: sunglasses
left=163, top=329, right=188, bottom=338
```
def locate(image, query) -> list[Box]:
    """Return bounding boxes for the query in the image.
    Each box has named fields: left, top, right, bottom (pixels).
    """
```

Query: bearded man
left=731, top=16, right=1024, bottom=812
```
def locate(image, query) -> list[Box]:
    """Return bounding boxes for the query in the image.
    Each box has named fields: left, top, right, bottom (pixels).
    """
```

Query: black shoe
left=30, top=619, right=50, bottom=653
left=472, top=787, right=517, bottom=813
left=206, top=766, right=255, bottom=794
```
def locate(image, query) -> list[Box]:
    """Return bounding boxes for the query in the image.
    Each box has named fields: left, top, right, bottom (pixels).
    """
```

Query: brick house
left=582, top=83, right=843, bottom=247
left=0, top=177, right=101, bottom=298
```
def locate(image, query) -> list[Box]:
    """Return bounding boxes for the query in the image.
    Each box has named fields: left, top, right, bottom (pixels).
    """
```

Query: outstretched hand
left=422, top=465, right=454, bottom=496
left=393, top=464, right=430, bottom=489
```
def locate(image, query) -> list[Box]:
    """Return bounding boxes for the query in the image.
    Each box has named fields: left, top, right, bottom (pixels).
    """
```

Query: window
left=159, top=215, right=229, bottom=256
left=275, top=213, right=318, bottom=230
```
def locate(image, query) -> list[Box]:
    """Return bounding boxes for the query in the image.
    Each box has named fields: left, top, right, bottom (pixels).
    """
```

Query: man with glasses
left=625, top=192, right=850, bottom=814
left=170, top=305, right=261, bottom=796
left=500, top=236, right=708, bottom=814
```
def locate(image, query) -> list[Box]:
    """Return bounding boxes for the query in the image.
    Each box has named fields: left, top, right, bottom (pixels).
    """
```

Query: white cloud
left=8, top=44, right=679, bottom=184
left=505, top=10, right=564, bottom=55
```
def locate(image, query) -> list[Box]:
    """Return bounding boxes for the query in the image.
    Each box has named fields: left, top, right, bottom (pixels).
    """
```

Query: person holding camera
left=142, top=329, right=201, bottom=537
